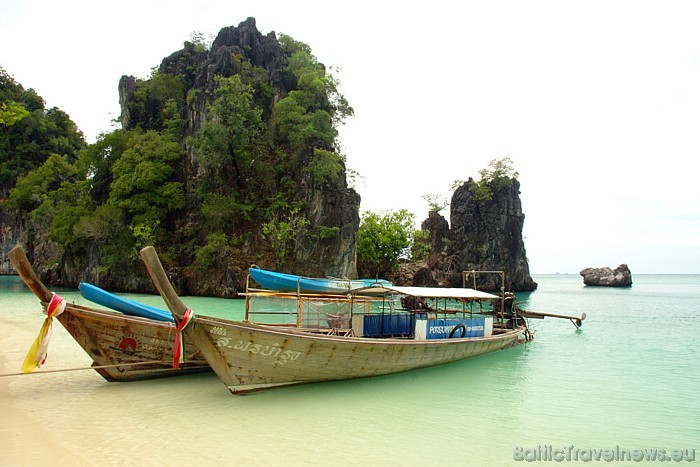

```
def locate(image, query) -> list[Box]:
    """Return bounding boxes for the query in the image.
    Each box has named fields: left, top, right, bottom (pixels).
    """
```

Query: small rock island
left=579, top=264, right=632, bottom=287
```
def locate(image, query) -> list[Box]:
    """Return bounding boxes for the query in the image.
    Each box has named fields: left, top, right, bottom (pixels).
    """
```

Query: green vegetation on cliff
left=2, top=23, right=356, bottom=283
left=0, top=67, right=86, bottom=199
left=1, top=20, right=532, bottom=291
left=357, top=209, right=415, bottom=278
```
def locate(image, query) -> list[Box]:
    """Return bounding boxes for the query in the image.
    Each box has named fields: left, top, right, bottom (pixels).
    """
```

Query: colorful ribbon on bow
left=173, top=308, right=194, bottom=369
left=22, top=293, right=66, bottom=373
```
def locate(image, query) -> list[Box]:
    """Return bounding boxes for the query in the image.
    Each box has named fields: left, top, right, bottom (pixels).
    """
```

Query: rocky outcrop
left=0, top=209, right=27, bottom=275
left=421, top=210, right=450, bottom=271
left=115, top=17, right=360, bottom=293
left=390, top=259, right=430, bottom=287
left=293, top=182, right=360, bottom=278
left=117, top=75, right=136, bottom=131
left=580, top=264, right=632, bottom=287
left=3, top=18, right=360, bottom=294
left=441, top=178, right=536, bottom=292
left=413, top=266, right=438, bottom=287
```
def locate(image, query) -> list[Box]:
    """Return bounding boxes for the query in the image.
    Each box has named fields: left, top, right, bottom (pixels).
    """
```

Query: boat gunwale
left=195, top=314, right=526, bottom=346
left=36, top=298, right=178, bottom=329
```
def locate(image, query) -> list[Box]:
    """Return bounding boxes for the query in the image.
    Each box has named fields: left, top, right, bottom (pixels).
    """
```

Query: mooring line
left=0, top=358, right=208, bottom=378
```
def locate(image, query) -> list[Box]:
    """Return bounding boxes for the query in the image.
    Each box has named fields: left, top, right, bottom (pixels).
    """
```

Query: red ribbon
left=173, top=308, right=194, bottom=369
left=46, top=293, right=65, bottom=318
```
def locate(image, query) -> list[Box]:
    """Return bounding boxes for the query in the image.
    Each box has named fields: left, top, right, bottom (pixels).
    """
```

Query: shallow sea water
left=1, top=274, right=698, bottom=466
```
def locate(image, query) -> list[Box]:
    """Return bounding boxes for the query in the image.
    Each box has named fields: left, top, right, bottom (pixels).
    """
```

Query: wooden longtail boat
left=8, top=246, right=209, bottom=381
left=248, top=266, right=392, bottom=294
left=141, top=247, right=530, bottom=394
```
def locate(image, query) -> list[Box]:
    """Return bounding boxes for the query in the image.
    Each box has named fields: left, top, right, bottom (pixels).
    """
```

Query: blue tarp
left=363, top=313, right=422, bottom=337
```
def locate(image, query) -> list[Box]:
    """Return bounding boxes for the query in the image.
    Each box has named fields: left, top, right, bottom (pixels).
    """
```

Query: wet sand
left=1, top=321, right=54, bottom=464
left=0, top=320, right=90, bottom=466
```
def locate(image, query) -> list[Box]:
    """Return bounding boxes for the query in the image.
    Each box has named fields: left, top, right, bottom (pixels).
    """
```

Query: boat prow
left=8, top=245, right=210, bottom=381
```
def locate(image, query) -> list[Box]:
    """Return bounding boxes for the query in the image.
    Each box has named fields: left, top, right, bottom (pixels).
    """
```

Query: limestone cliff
left=0, top=209, right=26, bottom=275
left=447, top=178, right=537, bottom=291
left=397, top=179, right=536, bottom=292
left=115, top=17, right=360, bottom=295
left=2, top=18, right=359, bottom=296
left=391, top=178, right=537, bottom=292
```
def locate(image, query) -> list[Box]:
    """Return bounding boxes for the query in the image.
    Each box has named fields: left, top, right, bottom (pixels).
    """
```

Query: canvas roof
left=351, top=284, right=499, bottom=300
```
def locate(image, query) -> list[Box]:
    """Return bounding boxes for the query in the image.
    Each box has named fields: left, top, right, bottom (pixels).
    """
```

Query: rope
left=0, top=356, right=208, bottom=378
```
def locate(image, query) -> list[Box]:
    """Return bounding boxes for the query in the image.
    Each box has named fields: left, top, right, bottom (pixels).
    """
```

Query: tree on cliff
left=357, top=209, right=415, bottom=278
left=463, top=156, right=519, bottom=201
left=197, top=74, right=266, bottom=231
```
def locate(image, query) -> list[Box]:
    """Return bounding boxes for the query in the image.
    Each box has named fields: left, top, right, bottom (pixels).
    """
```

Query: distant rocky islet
left=580, top=264, right=632, bottom=287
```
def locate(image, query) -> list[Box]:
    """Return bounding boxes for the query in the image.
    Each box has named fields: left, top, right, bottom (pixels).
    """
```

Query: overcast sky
left=2, top=0, right=699, bottom=273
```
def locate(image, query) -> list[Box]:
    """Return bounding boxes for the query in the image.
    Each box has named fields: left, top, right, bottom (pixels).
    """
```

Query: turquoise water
left=1, top=274, right=698, bottom=465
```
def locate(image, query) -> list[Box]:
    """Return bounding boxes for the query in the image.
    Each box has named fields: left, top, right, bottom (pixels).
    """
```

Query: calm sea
left=1, top=274, right=698, bottom=466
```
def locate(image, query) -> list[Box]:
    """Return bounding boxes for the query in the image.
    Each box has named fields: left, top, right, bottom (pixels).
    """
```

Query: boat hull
left=196, top=317, right=524, bottom=394
left=55, top=301, right=210, bottom=381
left=9, top=246, right=209, bottom=381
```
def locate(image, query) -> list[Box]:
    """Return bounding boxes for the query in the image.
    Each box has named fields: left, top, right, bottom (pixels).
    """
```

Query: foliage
left=468, top=157, right=519, bottom=201
left=7, top=154, right=76, bottom=211
left=479, top=156, right=519, bottom=185
left=449, top=179, right=465, bottom=191
left=0, top=67, right=85, bottom=197
left=273, top=91, right=335, bottom=153
left=422, top=193, right=448, bottom=213
left=74, top=129, right=129, bottom=204
left=0, top=101, right=29, bottom=125
left=131, top=222, right=158, bottom=253
left=187, top=31, right=212, bottom=52
left=39, top=179, right=92, bottom=250
left=108, top=130, right=184, bottom=228
left=316, top=225, right=340, bottom=240
left=127, top=72, right=185, bottom=133
left=274, top=34, right=352, bottom=181
left=194, top=233, right=230, bottom=268
left=228, top=54, right=274, bottom=110
left=411, top=229, right=431, bottom=261
left=2, top=27, right=356, bottom=276
left=357, top=209, right=415, bottom=277
left=261, top=208, right=310, bottom=266
left=196, top=74, right=266, bottom=238
left=74, top=203, right=123, bottom=245
left=304, top=148, right=343, bottom=185
left=198, top=75, right=264, bottom=188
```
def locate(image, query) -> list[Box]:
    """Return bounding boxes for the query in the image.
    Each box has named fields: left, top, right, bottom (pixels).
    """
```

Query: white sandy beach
left=0, top=318, right=94, bottom=466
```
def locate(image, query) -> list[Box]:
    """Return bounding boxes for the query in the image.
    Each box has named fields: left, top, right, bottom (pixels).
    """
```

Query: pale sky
left=2, top=0, right=699, bottom=273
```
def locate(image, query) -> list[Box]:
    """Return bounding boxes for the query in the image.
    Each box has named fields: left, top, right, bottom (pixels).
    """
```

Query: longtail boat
left=8, top=245, right=209, bottom=381
left=141, top=246, right=536, bottom=394
left=248, top=266, right=392, bottom=294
